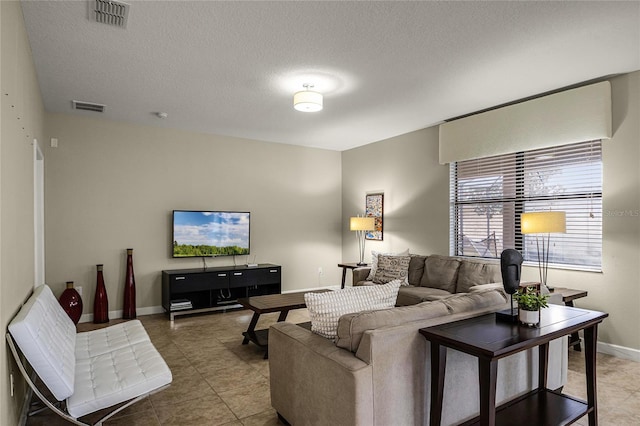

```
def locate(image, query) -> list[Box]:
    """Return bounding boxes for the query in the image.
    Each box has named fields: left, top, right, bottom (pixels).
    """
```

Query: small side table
left=337, top=263, right=365, bottom=289
left=552, top=287, right=588, bottom=351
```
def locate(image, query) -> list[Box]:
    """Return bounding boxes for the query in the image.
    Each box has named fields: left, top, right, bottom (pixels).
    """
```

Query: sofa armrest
left=269, top=322, right=374, bottom=425
left=352, top=267, right=371, bottom=286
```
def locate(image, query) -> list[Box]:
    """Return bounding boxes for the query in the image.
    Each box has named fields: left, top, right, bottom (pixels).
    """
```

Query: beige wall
left=342, top=71, right=640, bottom=354
left=1, top=1, right=45, bottom=424
left=43, top=113, right=343, bottom=314
left=341, top=127, right=450, bottom=260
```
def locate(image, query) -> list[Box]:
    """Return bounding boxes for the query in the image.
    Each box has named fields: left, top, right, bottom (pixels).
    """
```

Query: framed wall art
left=365, top=193, right=383, bottom=241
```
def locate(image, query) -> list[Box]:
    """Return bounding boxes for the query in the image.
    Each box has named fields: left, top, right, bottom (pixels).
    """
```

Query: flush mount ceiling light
left=293, top=84, right=323, bottom=112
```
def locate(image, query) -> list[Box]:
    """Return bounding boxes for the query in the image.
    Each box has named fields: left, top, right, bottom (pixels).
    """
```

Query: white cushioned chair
left=6, top=284, right=172, bottom=425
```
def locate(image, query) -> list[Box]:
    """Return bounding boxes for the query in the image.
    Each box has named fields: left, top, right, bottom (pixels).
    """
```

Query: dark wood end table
left=552, top=287, right=589, bottom=351
left=338, top=262, right=366, bottom=289
left=238, top=290, right=327, bottom=358
left=419, top=304, right=607, bottom=426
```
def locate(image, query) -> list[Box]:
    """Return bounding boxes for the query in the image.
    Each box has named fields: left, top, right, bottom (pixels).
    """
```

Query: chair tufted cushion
left=75, top=320, right=150, bottom=359
left=67, top=340, right=173, bottom=418
left=8, top=285, right=77, bottom=400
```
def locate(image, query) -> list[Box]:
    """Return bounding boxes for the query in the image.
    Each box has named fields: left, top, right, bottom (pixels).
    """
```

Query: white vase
left=518, top=308, right=540, bottom=327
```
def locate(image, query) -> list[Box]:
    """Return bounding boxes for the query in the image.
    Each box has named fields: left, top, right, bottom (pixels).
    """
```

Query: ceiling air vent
left=93, top=0, right=130, bottom=28
left=72, top=100, right=106, bottom=113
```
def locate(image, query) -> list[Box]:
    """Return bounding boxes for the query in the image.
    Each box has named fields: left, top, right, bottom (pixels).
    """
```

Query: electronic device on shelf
left=172, top=210, right=250, bottom=258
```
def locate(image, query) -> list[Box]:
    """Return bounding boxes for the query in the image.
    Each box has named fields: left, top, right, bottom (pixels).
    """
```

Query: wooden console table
left=419, top=305, right=607, bottom=426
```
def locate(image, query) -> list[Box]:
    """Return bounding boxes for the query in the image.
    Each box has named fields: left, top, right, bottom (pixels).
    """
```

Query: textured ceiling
left=20, top=0, right=640, bottom=151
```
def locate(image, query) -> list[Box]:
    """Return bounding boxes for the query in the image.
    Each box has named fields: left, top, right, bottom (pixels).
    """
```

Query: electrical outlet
left=10, top=373, right=14, bottom=397
left=318, top=267, right=323, bottom=275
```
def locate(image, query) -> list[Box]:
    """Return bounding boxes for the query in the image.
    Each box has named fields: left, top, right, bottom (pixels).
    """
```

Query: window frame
left=450, top=140, right=603, bottom=272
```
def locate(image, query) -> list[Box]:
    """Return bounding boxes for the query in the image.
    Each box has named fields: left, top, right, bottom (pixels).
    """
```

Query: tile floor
left=25, top=308, right=640, bottom=425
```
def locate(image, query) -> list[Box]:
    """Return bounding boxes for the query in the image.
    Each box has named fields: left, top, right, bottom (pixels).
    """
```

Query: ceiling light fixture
left=293, top=84, right=323, bottom=112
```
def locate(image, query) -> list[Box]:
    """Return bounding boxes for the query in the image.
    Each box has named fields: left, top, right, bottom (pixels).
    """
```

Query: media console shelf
left=162, top=264, right=281, bottom=321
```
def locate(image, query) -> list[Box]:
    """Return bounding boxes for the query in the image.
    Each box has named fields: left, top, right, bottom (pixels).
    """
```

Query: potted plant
left=513, top=285, right=549, bottom=326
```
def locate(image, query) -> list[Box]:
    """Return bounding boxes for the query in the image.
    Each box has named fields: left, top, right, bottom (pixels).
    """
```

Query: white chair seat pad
left=67, top=340, right=172, bottom=418
left=75, top=320, right=150, bottom=359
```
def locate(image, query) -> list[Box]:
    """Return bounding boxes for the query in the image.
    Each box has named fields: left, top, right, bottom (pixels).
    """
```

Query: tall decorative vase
left=93, top=264, right=109, bottom=324
left=123, top=248, right=137, bottom=319
left=59, top=281, right=83, bottom=324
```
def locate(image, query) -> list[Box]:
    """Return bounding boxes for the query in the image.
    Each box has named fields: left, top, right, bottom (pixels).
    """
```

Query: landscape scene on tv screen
left=173, top=211, right=250, bottom=257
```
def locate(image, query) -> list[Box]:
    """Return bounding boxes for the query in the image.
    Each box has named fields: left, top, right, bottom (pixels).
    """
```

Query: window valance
left=439, top=81, right=611, bottom=164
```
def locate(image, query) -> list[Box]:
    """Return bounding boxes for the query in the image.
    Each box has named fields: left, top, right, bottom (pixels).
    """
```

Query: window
left=450, top=140, right=602, bottom=271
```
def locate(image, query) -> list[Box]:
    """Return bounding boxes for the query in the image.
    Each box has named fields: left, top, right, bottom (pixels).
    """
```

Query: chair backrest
left=8, top=285, right=76, bottom=400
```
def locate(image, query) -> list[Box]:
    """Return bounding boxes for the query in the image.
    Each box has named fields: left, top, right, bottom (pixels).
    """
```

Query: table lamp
left=350, top=216, right=375, bottom=266
left=520, top=211, right=566, bottom=294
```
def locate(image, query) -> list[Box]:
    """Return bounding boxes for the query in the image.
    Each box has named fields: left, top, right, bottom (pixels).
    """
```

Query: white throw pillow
left=366, top=249, right=410, bottom=280
left=304, top=280, right=402, bottom=341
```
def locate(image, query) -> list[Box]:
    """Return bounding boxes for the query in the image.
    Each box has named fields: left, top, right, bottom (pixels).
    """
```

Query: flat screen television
left=172, top=210, right=250, bottom=258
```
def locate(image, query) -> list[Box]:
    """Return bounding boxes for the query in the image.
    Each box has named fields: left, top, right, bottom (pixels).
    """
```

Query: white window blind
left=450, top=140, right=602, bottom=271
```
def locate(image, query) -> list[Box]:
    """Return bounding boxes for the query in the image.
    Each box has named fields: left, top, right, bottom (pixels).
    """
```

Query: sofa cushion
left=373, top=255, right=411, bottom=284
left=336, top=300, right=450, bottom=352
left=395, top=286, right=452, bottom=306
left=408, top=254, right=427, bottom=286
left=441, top=288, right=507, bottom=314
left=304, top=280, right=401, bottom=340
left=366, top=249, right=410, bottom=280
left=420, top=255, right=461, bottom=293
left=456, top=258, right=501, bottom=293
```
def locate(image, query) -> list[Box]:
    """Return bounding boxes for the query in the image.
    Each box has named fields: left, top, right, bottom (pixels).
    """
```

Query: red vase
left=93, top=264, right=109, bottom=324
left=123, top=248, right=136, bottom=319
left=59, top=281, right=83, bottom=324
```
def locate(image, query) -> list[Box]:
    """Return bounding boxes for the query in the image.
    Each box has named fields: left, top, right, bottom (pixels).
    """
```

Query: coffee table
left=238, top=290, right=327, bottom=358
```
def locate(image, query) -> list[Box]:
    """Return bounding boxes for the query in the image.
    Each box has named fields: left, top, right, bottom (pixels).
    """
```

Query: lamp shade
left=521, top=211, right=566, bottom=234
left=293, top=89, right=323, bottom=112
left=350, top=217, right=375, bottom=231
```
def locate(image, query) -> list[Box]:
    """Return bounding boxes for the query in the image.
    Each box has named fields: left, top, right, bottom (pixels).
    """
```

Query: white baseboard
left=78, top=305, right=165, bottom=324
left=597, top=341, right=640, bottom=362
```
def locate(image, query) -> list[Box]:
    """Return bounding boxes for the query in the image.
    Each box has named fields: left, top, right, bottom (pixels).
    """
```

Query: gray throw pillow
left=373, top=255, right=411, bottom=285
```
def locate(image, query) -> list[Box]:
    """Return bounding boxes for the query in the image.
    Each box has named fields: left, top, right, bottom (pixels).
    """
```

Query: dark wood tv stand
left=419, top=304, right=608, bottom=426
left=162, top=263, right=281, bottom=320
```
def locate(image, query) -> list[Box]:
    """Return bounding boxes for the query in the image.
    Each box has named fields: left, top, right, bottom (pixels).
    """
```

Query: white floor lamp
left=520, top=211, right=566, bottom=294
left=350, top=216, right=375, bottom=266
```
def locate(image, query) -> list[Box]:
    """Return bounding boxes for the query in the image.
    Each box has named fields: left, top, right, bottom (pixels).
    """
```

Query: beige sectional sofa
left=353, top=254, right=503, bottom=305
left=269, top=283, right=568, bottom=425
